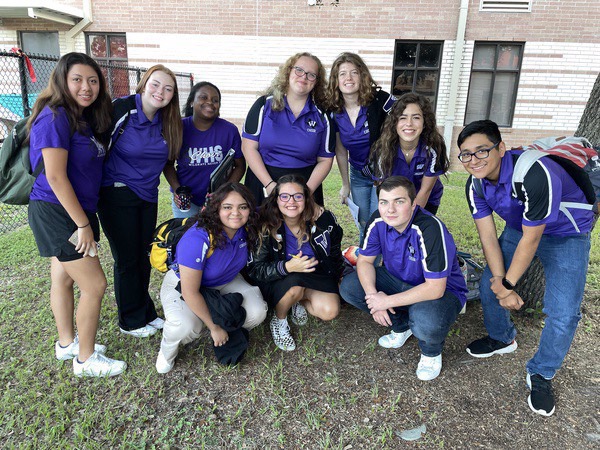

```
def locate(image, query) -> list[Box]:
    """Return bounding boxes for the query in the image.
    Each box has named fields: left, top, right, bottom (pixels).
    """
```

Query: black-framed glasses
left=293, top=66, right=317, bottom=82
left=278, top=192, right=305, bottom=202
left=457, top=142, right=500, bottom=163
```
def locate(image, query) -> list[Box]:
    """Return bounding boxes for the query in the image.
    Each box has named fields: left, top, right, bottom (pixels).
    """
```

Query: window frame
left=391, top=40, right=444, bottom=111
left=464, top=41, right=525, bottom=128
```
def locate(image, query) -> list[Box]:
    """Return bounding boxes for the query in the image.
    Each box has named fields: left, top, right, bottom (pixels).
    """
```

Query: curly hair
left=136, top=64, right=183, bottom=161
left=369, top=93, right=449, bottom=178
left=196, top=182, right=259, bottom=253
left=258, top=174, right=318, bottom=247
left=265, top=52, right=327, bottom=111
left=27, top=52, right=112, bottom=147
left=325, top=52, right=378, bottom=113
left=182, top=81, right=221, bottom=118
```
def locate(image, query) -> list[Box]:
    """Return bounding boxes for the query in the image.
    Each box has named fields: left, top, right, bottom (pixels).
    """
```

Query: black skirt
left=259, top=272, right=339, bottom=308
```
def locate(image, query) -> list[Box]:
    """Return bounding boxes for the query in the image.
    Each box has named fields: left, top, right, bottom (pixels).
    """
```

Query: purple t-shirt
left=466, top=150, right=594, bottom=236
left=29, top=106, right=106, bottom=212
left=175, top=117, right=242, bottom=202
left=360, top=208, right=467, bottom=306
left=284, top=224, right=315, bottom=259
left=102, top=94, right=169, bottom=202
left=175, top=225, right=249, bottom=287
left=389, top=140, right=444, bottom=206
left=242, top=95, right=334, bottom=168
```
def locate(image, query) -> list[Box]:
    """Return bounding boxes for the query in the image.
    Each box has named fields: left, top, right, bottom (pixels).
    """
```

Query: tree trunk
left=576, top=72, right=600, bottom=147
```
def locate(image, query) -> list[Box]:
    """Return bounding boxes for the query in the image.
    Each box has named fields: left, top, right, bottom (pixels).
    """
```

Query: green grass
left=0, top=166, right=598, bottom=448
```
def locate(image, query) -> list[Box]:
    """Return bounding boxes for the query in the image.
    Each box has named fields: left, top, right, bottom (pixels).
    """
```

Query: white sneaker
left=416, top=354, right=442, bottom=381
left=378, top=329, right=413, bottom=349
left=155, top=350, right=174, bottom=374
left=73, top=351, right=127, bottom=377
left=148, top=317, right=165, bottom=330
left=120, top=325, right=158, bottom=338
left=270, top=315, right=296, bottom=351
left=55, top=335, right=107, bottom=360
left=290, top=302, right=308, bottom=326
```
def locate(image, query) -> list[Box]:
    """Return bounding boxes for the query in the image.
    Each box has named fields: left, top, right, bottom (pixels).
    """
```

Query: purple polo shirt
left=102, top=94, right=169, bottom=202
left=390, top=141, right=444, bottom=206
left=360, top=208, right=468, bottom=306
left=284, top=224, right=315, bottom=259
left=29, top=106, right=106, bottom=212
left=331, top=94, right=395, bottom=170
left=175, top=225, right=249, bottom=287
left=175, top=117, right=242, bottom=202
left=466, top=150, right=594, bottom=236
left=242, top=95, right=334, bottom=168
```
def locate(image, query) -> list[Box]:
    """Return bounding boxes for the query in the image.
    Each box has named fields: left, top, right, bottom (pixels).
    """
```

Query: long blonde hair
left=136, top=64, right=183, bottom=160
left=265, top=52, right=327, bottom=112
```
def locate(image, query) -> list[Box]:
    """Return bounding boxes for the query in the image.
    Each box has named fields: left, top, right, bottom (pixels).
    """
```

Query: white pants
left=158, top=269, right=267, bottom=364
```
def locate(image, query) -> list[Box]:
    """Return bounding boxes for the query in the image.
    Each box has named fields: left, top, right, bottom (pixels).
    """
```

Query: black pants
left=98, top=185, right=158, bottom=330
left=244, top=164, right=324, bottom=207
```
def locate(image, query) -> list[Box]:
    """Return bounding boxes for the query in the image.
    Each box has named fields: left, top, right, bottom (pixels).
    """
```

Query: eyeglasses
left=457, top=142, right=500, bottom=163
left=278, top=192, right=305, bottom=202
left=293, top=66, right=317, bottom=82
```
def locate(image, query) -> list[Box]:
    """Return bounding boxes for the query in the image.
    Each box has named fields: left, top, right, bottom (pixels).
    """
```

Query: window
left=86, top=33, right=129, bottom=97
left=480, top=1, right=532, bottom=13
left=391, top=41, right=443, bottom=110
left=464, top=42, right=524, bottom=127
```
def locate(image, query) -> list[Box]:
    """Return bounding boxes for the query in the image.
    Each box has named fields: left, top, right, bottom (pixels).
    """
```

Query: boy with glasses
left=458, top=119, right=594, bottom=417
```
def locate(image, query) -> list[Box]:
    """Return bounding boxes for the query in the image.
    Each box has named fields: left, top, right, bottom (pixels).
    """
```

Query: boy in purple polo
left=458, top=120, right=594, bottom=417
left=340, top=176, right=467, bottom=381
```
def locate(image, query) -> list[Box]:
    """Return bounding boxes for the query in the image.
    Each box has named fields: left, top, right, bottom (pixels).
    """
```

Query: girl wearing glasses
left=368, top=93, right=449, bottom=214
left=326, top=52, right=395, bottom=242
left=242, top=52, right=335, bottom=206
left=247, top=175, right=345, bottom=351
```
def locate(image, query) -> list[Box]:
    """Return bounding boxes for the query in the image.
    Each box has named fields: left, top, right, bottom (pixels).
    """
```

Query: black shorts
left=28, top=200, right=100, bottom=262
left=259, top=272, right=339, bottom=308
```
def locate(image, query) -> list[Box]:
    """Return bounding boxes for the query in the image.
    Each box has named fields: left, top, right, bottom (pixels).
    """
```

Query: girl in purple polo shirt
left=326, top=52, right=395, bottom=241
left=98, top=65, right=183, bottom=338
left=27, top=52, right=126, bottom=377
left=156, top=183, right=267, bottom=373
left=242, top=52, right=335, bottom=206
left=247, top=175, right=345, bottom=352
left=369, top=93, right=449, bottom=214
left=164, top=82, right=246, bottom=218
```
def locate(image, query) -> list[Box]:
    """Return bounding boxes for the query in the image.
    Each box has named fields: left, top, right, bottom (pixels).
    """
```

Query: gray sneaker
left=290, top=302, right=308, bottom=326
left=73, top=351, right=127, bottom=377
left=55, top=335, right=107, bottom=361
left=270, top=315, right=296, bottom=351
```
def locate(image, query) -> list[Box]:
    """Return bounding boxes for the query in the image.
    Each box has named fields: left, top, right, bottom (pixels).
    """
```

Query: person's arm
left=306, top=156, right=334, bottom=194
left=366, top=277, right=447, bottom=312
left=415, top=175, right=438, bottom=209
left=42, top=147, right=94, bottom=256
left=334, top=133, right=350, bottom=204
left=490, top=224, right=545, bottom=310
left=179, top=265, right=228, bottom=346
left=227, top=157, right=246, bottom=183
left=357, top=254, right=394, bottom=326
left=241, top=138, right=275, bottom=195
left=474, top=215, right=506, bottom=278
left=163, top=162, right=184, bottom=208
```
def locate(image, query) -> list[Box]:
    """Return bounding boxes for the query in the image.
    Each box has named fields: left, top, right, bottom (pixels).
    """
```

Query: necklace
left=403, top=147, right=417, bottom=157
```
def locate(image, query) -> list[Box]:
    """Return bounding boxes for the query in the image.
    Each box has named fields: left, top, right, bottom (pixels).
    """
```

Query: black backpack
left=0, top=117, right=44, bottom=205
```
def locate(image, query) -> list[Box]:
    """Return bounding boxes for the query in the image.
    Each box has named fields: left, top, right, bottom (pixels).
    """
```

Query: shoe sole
left=526, top=374, right=555, bottom=417
left=466, top=340, right=518, bottom=358
left=120, top=328, right=158, bottom=338
left=417, top=371, right=441, bottom=381
left=378, top=330, right=413, bottom=349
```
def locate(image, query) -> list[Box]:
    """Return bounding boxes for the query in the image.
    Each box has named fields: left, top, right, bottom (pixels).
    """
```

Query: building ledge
left=0, top=1, right=84, bottom=26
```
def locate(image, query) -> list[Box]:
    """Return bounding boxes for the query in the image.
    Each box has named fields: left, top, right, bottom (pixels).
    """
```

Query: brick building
left=1, top=0, right=598, bottom=161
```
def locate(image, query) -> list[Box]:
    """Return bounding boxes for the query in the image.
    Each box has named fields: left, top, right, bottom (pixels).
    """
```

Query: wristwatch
left=501, top=277, right=515, bottom=291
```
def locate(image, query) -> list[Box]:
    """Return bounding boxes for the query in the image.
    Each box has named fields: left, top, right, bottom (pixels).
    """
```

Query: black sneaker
left=527, top=374, right=555, bottom=416
left=466, top=335, right=518, bottom=358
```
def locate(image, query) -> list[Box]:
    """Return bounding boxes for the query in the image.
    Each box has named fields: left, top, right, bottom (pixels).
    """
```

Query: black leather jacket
left=247, top=210, right=344, bottom=283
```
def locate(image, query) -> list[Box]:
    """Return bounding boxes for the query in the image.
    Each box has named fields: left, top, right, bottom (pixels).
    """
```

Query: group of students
left=25, top=51, right=593, bottom=418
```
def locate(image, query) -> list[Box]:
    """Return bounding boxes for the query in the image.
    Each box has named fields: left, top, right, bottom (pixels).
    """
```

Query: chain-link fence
left=0, top=50, right=193, bottom=234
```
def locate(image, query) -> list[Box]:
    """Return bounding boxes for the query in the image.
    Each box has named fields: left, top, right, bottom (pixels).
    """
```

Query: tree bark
left=576, top=72, right=600, bottom=147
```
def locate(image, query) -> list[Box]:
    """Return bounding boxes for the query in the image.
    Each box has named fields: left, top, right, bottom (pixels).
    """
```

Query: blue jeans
left=349, top=165, right=378, bottom=243
left=171, top=196, right=201, bottom=219
left=340, top=267, right=462, bottom=356
left=479, top=226, right=591, bottom=379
